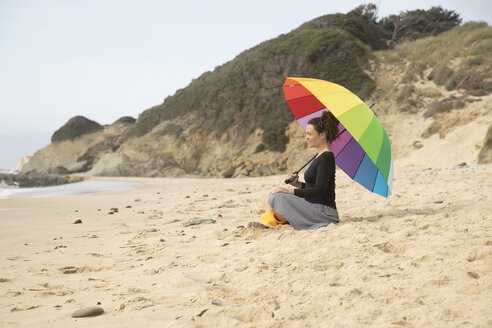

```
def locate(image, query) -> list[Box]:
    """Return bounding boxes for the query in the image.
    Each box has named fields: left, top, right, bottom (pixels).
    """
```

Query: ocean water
left=0, top=176, right=138, bottom=200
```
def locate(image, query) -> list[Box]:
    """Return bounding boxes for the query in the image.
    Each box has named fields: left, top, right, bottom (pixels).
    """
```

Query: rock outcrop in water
left=0, top=171, right=84, bottom=188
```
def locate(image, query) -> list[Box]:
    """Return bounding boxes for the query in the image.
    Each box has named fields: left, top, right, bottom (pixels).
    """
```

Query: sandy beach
left=0, top=160, right=491, bottom=327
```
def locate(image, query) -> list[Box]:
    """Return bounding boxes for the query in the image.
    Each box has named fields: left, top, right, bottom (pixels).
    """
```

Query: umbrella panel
left=286, top=95, right=325, bottom=119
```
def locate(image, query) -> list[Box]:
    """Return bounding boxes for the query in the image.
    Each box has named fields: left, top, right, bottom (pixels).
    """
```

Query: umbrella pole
left=284, top=154, right=317, bottom=184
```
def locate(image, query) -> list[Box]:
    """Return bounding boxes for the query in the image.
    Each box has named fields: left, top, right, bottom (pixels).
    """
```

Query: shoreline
left=0, top=164, right=490, bottom=327
left=0, top=178, right=139, bottom=200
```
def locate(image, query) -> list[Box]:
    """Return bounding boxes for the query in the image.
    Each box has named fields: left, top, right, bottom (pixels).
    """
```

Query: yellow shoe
left=260, top=210, right=279, bottom=227
left=275, top=213, right=287, bottom=224
left=260, top=211, right=287, bottom=227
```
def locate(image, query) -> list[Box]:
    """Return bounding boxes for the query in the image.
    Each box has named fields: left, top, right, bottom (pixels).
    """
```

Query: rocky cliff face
left=20, top=19, right=492, bottom=177
left=20, top=112, right=313, bottom=178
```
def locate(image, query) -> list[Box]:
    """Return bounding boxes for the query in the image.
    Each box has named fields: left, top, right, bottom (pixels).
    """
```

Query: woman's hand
left=286, top=172, right=299, bottom=186
left=271, top=186, right=294, bottom=195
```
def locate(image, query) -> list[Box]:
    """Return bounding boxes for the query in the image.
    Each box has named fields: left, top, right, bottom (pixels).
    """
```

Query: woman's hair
left=308, top=111, right=340, bottom=143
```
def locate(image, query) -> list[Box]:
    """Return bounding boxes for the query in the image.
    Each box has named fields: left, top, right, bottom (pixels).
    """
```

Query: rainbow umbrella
left=282, top=77, right=393, bottom=197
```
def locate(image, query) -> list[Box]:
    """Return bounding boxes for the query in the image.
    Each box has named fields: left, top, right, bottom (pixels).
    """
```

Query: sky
left=0, top=0, right=490, bottom=169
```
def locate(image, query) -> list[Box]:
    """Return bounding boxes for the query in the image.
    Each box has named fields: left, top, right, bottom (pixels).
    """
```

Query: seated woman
left=261, top=111, right=340, bottom=230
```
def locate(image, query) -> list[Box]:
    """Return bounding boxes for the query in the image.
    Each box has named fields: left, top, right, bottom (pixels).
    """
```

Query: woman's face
left=305, top=124, right=326, bottom=148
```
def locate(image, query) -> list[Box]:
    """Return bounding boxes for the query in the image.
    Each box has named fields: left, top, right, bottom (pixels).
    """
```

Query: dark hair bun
left=321, top=111, right=340, bottom=143
left=307, top=111, right=340, bottom=143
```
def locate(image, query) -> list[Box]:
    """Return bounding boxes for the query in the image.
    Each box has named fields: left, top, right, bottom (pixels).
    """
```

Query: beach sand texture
left=0, top=159, right=491, bottom=327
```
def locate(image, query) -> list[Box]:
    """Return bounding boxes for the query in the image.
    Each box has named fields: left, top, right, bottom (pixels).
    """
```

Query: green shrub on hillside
left=160, top=123, right=184, bottom=139
left=424, top=96, right=466, bottom=118
left=397, top=85, right=415, bottom=103
left=380, top=6, right=461, bottom=45
left=259, top=97, right=291, bottom=152
left=51, top=116, right=103, bottom=143
left=125, top=104, right=164, bottom=138
left=428, top=62, right=454, bottom=84
left=113, top=116, right=136, bottom=125
left=446, top=67, right=492, bottom=95
left=299, top=5, right=461, bottom=49
left=297, top=7, right=389, bottom=50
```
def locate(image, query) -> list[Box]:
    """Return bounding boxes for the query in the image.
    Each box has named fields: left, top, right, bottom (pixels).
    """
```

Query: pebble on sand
left=73, top=219, right=82, bottom=224
left=212, top=203, right=239, bottom=209
left=71, top=306, right=104, bottom=318
left=182, top=219, right=216, bottom=227
left=211, top=299, right=225, bottom=306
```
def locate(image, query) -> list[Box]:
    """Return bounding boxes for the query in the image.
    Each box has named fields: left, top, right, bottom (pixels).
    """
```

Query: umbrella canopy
left=282, top=77, right=393, bottom=197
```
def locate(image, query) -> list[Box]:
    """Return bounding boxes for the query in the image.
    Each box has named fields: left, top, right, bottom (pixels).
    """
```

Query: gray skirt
left=268, top=192, right=339, bottom=230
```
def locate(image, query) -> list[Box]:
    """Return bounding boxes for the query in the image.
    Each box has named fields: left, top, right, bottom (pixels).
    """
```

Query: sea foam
left=0, top=180, right=137, bottom=199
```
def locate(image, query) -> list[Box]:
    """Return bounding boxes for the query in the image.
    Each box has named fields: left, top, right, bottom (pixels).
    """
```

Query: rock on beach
left=71, top=306, right=104, bottom=318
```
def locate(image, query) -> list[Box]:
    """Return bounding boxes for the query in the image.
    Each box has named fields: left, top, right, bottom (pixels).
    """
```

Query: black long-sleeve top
left=293, top=151, right=336, bottom=209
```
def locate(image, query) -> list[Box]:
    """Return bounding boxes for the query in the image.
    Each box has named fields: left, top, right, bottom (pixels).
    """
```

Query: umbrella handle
left=284, top=154, right=317, bottom=184
left=284, top=171, right=298, bottom=184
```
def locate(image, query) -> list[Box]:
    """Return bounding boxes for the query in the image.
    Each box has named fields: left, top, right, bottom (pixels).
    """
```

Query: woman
left=261, top=111, right=340, bottom=230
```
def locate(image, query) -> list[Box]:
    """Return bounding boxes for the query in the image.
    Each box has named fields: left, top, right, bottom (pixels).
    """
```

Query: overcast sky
left=0, top=0, right=490, bottom=169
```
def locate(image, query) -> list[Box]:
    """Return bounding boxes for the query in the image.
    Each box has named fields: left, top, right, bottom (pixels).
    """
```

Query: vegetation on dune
left=379, top=5, right=462, bottom=45
left=298, top=4, right=461, bottom=49
left=296, top=6, right=389, bottom=51
left=391, top=22, right=492, bottom=95
left=159, top=122, right=184, bottom=139
left=397, top=85, right=415, bottom=103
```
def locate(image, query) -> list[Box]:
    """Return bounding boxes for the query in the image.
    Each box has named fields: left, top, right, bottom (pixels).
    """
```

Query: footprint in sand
left=123, top=296, right=154, bottom=310
left=373, top=242, right=406, bottom=254
left=182, top=271, right=224, bottom=285
left=247, top=222, right=270, bottom=229
left=36, top=290, right=73, bottom=297
left=3, top=291, right=23, bottom=297
left=86, top=253, right=104, bottom=257
left=10, top=305, right=40, bottom=312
